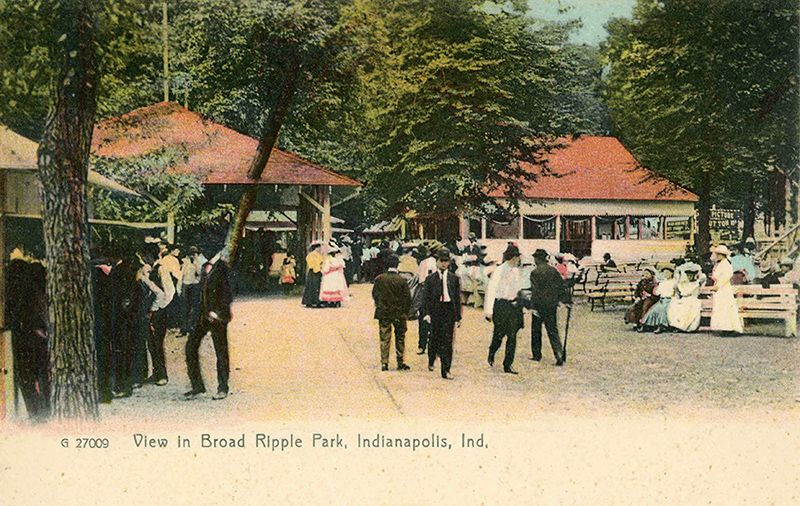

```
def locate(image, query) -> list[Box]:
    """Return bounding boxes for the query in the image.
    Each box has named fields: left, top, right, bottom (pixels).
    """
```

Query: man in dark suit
left=372, top=255, right=413, bottom=371
left=185, top=249, right=233, bottom=400
left=423, top=247, right=462, bottom=380
left=110, top=255, right=141, bottom=398
left=6, top=256, right=50, bottom=422
left=529, top=249, right=570, bottom=365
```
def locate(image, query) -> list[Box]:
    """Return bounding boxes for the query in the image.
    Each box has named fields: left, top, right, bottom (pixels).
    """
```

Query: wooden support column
left=555, top=215, right=561, bottom=244
left=300, top=185, right=332, bottom=245
left=323, top=185, right=331, bottom=244
left=167, top=212, right=175, bottom=244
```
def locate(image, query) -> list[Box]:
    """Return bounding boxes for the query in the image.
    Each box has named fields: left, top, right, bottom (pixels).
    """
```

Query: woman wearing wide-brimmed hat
left=667, top=262, right=706, bottom=332
left=320, top=243, right=349, bottom=307
left=625, top=268, right=658, bottom=329
left=302, top=241, right=325, bottom=308
left=709, top=245, right=743, bottom=333
left=640, top=265, right=677, bottom=333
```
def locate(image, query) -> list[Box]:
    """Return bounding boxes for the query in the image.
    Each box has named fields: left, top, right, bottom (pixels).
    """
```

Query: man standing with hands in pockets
left=485, top=243, right=524, bottom=374
left=423, top=247, right=462, bottom=380
left=372, top=255, right=413, bottom=372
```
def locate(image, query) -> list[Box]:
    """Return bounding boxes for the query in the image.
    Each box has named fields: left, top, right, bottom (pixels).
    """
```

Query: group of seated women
left=625, top=245, right=745, bottom=334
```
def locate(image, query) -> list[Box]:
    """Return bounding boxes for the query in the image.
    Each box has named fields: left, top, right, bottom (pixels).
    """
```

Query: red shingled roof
left=489, top=136, right=698, bottom=202
left=92, top=102, right=361, bottom=187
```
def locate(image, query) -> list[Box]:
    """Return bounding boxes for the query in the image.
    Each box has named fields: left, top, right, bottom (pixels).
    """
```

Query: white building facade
left=461, top=137, right=698, bottom=264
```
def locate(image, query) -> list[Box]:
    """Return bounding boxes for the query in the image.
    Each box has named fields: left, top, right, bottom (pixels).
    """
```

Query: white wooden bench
left=585, top=272, right=643, bottom=311
left=699, top=284, right=798, bottom=337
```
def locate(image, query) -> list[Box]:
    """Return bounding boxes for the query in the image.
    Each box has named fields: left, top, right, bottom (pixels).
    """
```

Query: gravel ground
left=80, top=282, right=800, bottom=425
left=2, top=282, right=799, bottom=505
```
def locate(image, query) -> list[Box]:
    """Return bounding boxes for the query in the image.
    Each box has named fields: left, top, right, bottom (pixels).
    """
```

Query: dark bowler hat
left=503, top=243, right=521, bottom=261
left=436, top=247, right=452, bottom=261
left=533, top=248, right=549, bottom=260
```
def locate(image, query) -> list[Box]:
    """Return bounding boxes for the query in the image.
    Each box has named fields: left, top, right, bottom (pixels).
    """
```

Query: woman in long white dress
left=709, top=245, right=743, bottom=333
left=668, top=262, right=705, bottom=332
left=320, top=245, right=349, bottom=306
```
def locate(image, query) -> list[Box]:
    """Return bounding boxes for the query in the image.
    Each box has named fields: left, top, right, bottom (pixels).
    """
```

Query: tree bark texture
left=37, top=0, right=99, bottom=421
left=742, top=178, right=756, bottom=243
left=695, top=167, right=713, bottom=259
left=225, top=56, right=304, bottom=263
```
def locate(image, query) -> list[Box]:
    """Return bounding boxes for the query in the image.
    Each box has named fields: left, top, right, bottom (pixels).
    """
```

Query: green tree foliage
left=171, top=0, right=352, bottom=136
left=90, top=151, right=234, bottom=230
left=0, top=0, right=166, bottom=139
left=602, top=0, right=800, bottom=252
left=169, top=0, right=356, bottom=260
left=297, top=0, right=591, bottom=221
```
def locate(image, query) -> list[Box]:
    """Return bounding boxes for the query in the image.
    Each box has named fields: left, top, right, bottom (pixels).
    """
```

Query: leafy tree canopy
left=0, top=0, right=168, bottom=139
left=289, top=0, right=596, bottom=221
left=601, top=0, right=799, bottom=246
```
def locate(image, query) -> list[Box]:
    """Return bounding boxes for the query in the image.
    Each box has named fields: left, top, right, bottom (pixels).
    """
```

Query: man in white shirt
left=484, top=243, right=524, bottom=374
left=180, top=246, right=205, bottom=335
left=138, top=255, right=175, bottom=385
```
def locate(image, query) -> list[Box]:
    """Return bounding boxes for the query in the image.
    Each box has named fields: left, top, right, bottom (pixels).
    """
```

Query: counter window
left=630, top=216, right=662, bottom=240
left=522, top=215, right=556, bottom=239
left=596, top=216, right=626, bottom=240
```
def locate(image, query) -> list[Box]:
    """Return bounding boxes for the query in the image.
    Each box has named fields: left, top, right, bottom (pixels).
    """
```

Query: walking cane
left=562, top=304, right=573, bottom=363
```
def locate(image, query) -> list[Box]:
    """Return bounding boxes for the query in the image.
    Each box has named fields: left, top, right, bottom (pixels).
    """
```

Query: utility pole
left=163, top=0, right=169, bottom=102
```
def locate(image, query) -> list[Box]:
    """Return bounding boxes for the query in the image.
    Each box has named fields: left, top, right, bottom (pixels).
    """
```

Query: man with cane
left=528, top=249, right=571, bottom=366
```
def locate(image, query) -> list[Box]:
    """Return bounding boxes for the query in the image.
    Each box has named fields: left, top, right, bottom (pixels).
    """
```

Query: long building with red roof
left=466, top=136, right=698, bottom=262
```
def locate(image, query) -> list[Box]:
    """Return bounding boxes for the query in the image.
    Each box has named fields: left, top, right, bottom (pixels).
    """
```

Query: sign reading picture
left=709, top=208, right=743, bottom=243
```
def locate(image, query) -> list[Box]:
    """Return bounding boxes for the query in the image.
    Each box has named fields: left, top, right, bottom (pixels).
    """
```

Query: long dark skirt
left=625, top=295, right=660, bottom=324
left=302, top=270, right=322, bottom=307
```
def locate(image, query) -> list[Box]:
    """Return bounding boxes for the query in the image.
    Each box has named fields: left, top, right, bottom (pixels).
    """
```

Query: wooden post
left=167, top=211, right=175, bottom=244
left=323, top=186, right=331, bottom=244
left=163, top=0, right=169, bottom=102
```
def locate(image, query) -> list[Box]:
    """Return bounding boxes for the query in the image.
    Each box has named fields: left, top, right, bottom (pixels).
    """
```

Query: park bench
left=698, top=283, right=798, bottom=337
left=585, top=271, right=644, bottom=311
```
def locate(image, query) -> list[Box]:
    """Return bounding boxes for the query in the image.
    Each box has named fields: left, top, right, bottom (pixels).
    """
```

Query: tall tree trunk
left=37, top=0, right=99, bottom=421
left=742, top=178, right=756, bottom=242
left=695, top=167, right=713, bottom=259
left=224, top=56, right=304, bottom=263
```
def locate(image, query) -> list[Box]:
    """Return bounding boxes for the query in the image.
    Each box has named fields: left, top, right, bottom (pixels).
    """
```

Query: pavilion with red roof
left=91, top=102, right=361, bottom=247
left=466, top=136, right=698, bottom=261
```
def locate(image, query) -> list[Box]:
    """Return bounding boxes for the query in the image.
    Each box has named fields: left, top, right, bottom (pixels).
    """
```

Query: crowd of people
left=6, top=237, right=235, bottom=421
left=9, top=227, right=799, bottom=420
left=93, top=239, right=233, bottom=402
left=625, top=241, right=800, bottom=335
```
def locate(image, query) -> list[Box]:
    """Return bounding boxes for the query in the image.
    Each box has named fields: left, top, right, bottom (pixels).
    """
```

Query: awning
left=1, top=124, right=140, bottom=197
left=244, top=210, right=353, bottom=233
left=362, top=216, right=405, bottom=235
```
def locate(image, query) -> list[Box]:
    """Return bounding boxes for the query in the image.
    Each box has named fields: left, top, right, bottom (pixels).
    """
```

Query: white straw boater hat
left=711, top=245, right=731, bottom=256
